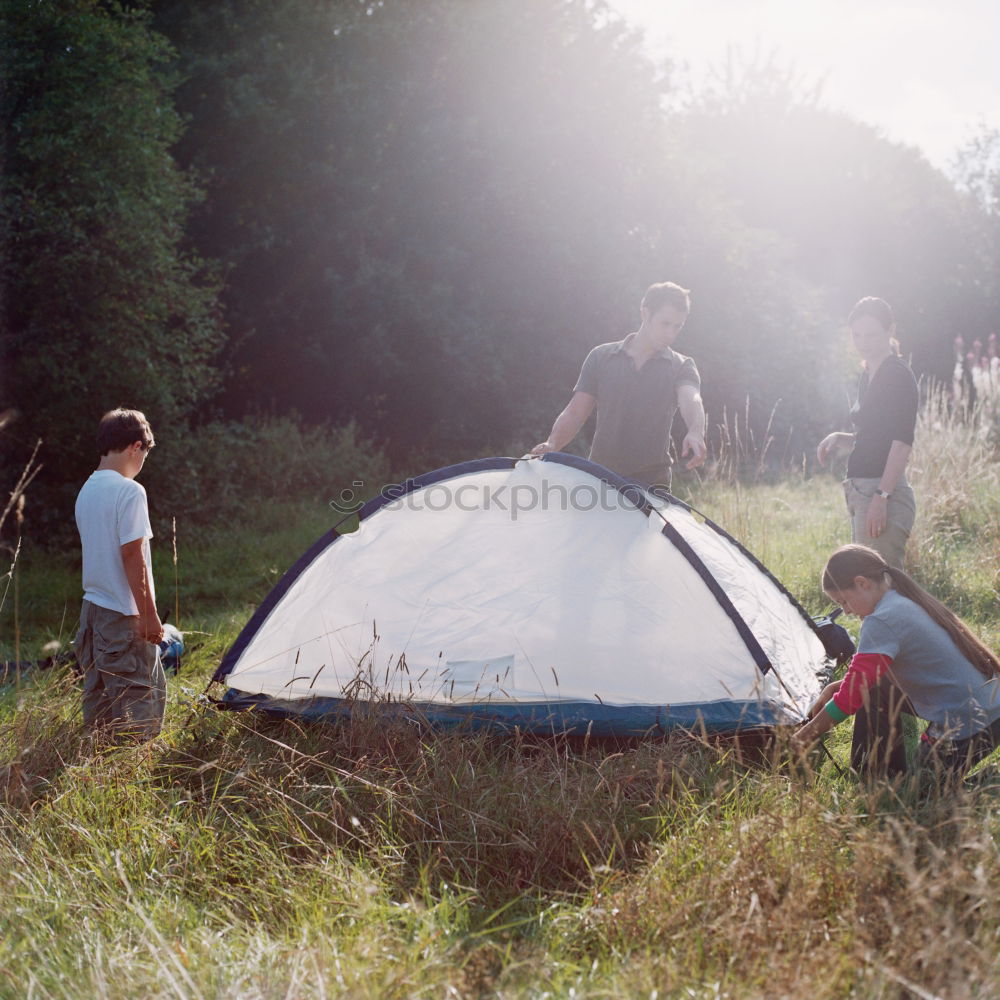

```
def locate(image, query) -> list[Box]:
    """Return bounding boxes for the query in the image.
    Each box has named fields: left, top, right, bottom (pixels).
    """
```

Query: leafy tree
left=952, top=125, right=1000, bottom=316
left=152, top=0, right=680, bottom=459
left=682, top=52, right=996, bottom=382
left=0, top=0, right=222, bottom=518
left=149, top=3, right=859, bottom=468
left=953, top=125, right=1000, bottom=216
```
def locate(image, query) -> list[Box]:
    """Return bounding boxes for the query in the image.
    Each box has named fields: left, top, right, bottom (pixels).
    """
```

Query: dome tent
left=214, top=454, right=828, bottom=735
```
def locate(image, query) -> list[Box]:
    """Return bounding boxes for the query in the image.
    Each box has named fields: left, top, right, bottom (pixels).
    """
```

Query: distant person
left=531, top=281, right=706, bottom=491
left=816, top=297, right=918, bottom=568
left=793, top=545, right=1000, bottom=780
left=74, top=408, right=165, bottom=741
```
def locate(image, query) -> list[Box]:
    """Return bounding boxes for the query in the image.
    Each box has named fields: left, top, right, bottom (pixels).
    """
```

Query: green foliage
left=952, top=123, right=1000, bottom=320
left=906, top=387, right=1000, bottom=628
left=148, top=2, right=1000, bottom=475
left=142, top=414, right=391, bottom=527
left=953, top=123, right=1000, bottom=217
left=7, top=0, right=1000, bottom=510
left=0, top=0, right=223, bottom=514
left=683, top=51, right=996, bottom=383
left=152, top=0, right=689, bottom=457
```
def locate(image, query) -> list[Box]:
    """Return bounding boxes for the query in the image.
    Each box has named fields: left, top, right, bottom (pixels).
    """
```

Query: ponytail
left=823, top=545, right=1000, bottom=679
left=883, top=566, right=1000, bottom=677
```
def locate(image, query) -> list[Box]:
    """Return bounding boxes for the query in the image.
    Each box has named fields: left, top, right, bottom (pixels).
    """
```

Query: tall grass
left=1, top=408, right=1000, bottom=998
left=6, top=675, right=1000, bottom=998
left=0, top=442, right=43, bottom=671
left=907, top=386, right=1000, bottom=629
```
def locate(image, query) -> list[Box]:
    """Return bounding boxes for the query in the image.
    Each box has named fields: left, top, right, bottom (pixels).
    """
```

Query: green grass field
left=2, top=416, right=1000, bottom=999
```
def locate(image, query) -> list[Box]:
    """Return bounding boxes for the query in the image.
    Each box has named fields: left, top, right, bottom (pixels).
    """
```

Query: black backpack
left=812, top=608, right=855, bottom=665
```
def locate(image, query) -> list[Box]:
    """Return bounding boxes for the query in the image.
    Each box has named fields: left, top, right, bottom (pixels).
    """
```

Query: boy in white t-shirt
left=74, top=409, right=165, bottom=740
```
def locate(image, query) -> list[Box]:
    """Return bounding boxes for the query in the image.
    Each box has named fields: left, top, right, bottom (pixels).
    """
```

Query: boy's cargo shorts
left=75, top=600, right=166, bottom=740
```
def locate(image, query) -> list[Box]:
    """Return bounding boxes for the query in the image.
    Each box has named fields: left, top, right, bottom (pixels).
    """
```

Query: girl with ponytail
left=794, top=544, right=1000, bottom=778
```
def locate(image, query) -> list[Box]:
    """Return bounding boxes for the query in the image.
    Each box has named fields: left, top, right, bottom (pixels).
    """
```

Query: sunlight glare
left=606, top=0, right=1000, bottom=169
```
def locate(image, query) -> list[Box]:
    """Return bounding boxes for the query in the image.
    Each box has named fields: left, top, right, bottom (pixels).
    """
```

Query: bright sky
left=607, top=0, right=1000, bottom=172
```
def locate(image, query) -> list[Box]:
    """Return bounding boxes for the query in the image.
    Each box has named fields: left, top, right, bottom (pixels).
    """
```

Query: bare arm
left=816, top=431, right=856, bottom=467
left=790, top=680, right=843, bottom=753
left=878, top=440, right=912, bottom=495
left=865, top=440, right=912, bottom=539
left=677, top=383, right=707, bottom=469
left=791, top=702, right=838, bottom=752
left=531, top=391, right=596, bottom=455
left=121, top=538, right=163, bottom=643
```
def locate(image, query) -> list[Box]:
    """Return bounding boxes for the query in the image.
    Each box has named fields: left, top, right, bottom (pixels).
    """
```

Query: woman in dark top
left=817, top=298, right=918, bottom=568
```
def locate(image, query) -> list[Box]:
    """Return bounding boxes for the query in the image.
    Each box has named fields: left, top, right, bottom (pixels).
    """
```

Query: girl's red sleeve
left=824, top=653, right=894, bottom=722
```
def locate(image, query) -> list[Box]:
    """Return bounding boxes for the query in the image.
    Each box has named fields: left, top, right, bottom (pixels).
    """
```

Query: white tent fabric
left=217, top=456, right=827, bottom=733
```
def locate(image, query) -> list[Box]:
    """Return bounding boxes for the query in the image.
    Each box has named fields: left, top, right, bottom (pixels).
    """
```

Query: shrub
left=143, top=415, right=392, bottom=526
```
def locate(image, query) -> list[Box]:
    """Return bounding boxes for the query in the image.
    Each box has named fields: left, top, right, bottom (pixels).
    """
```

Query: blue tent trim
left=213, top=454, right=813, bottom=698
left=538, top=454, right=774, bottom=674
left=548, top=456, right=821, bottom=642
left=537, top=451, right=656, bottom=515
left=695, top=511, right=822, bottom=639
left=658, top=521, right=772, bottom=674
left=219, top=687, right=794, bottom=735
left=213, top=456, right=518, bottom=682
left=628, top=485, right=822, bottom=641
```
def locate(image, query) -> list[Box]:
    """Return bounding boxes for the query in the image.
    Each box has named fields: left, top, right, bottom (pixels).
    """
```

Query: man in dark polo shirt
left=531, top=281, right=706, bottom=489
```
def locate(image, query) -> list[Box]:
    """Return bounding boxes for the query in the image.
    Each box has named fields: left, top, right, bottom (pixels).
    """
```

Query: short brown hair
left=97, top=408, right=154, bottom=456
left=641, top=281, right=691, bottom=315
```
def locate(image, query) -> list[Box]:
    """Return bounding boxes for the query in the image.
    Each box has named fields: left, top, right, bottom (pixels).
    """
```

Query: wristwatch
left=875, top=489, right=892, bottom=499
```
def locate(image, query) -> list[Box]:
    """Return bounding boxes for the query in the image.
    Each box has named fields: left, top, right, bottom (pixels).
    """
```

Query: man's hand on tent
left=530, top=392, right=596, bottom=460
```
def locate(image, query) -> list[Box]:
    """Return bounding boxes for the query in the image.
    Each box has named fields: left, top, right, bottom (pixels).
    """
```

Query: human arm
left=531, top=391, right=596, bottom=455
left=677, top=382, right=707, bottom=469
left=791, top=701, right=838, bottom=751
left=865, top=440, right=912, bottom=539
left=791, top=653, right=894, bottom=753
left=121, top=538, right=163, bottom=643
left=807, top=680, right=843, bottom=718
left=816, top=431, right=855, bottom=467
left=790, top=681, right=842, bottom=752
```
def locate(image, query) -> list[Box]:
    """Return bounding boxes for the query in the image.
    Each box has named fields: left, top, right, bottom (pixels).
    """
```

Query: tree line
left=3, top=0, right=998, bottom=523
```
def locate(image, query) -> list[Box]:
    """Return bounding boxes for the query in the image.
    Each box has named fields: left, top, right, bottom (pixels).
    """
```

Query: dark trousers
left=850, top=677, right=913, bottom=777
left=852, top=677, right=1000, bottom=780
